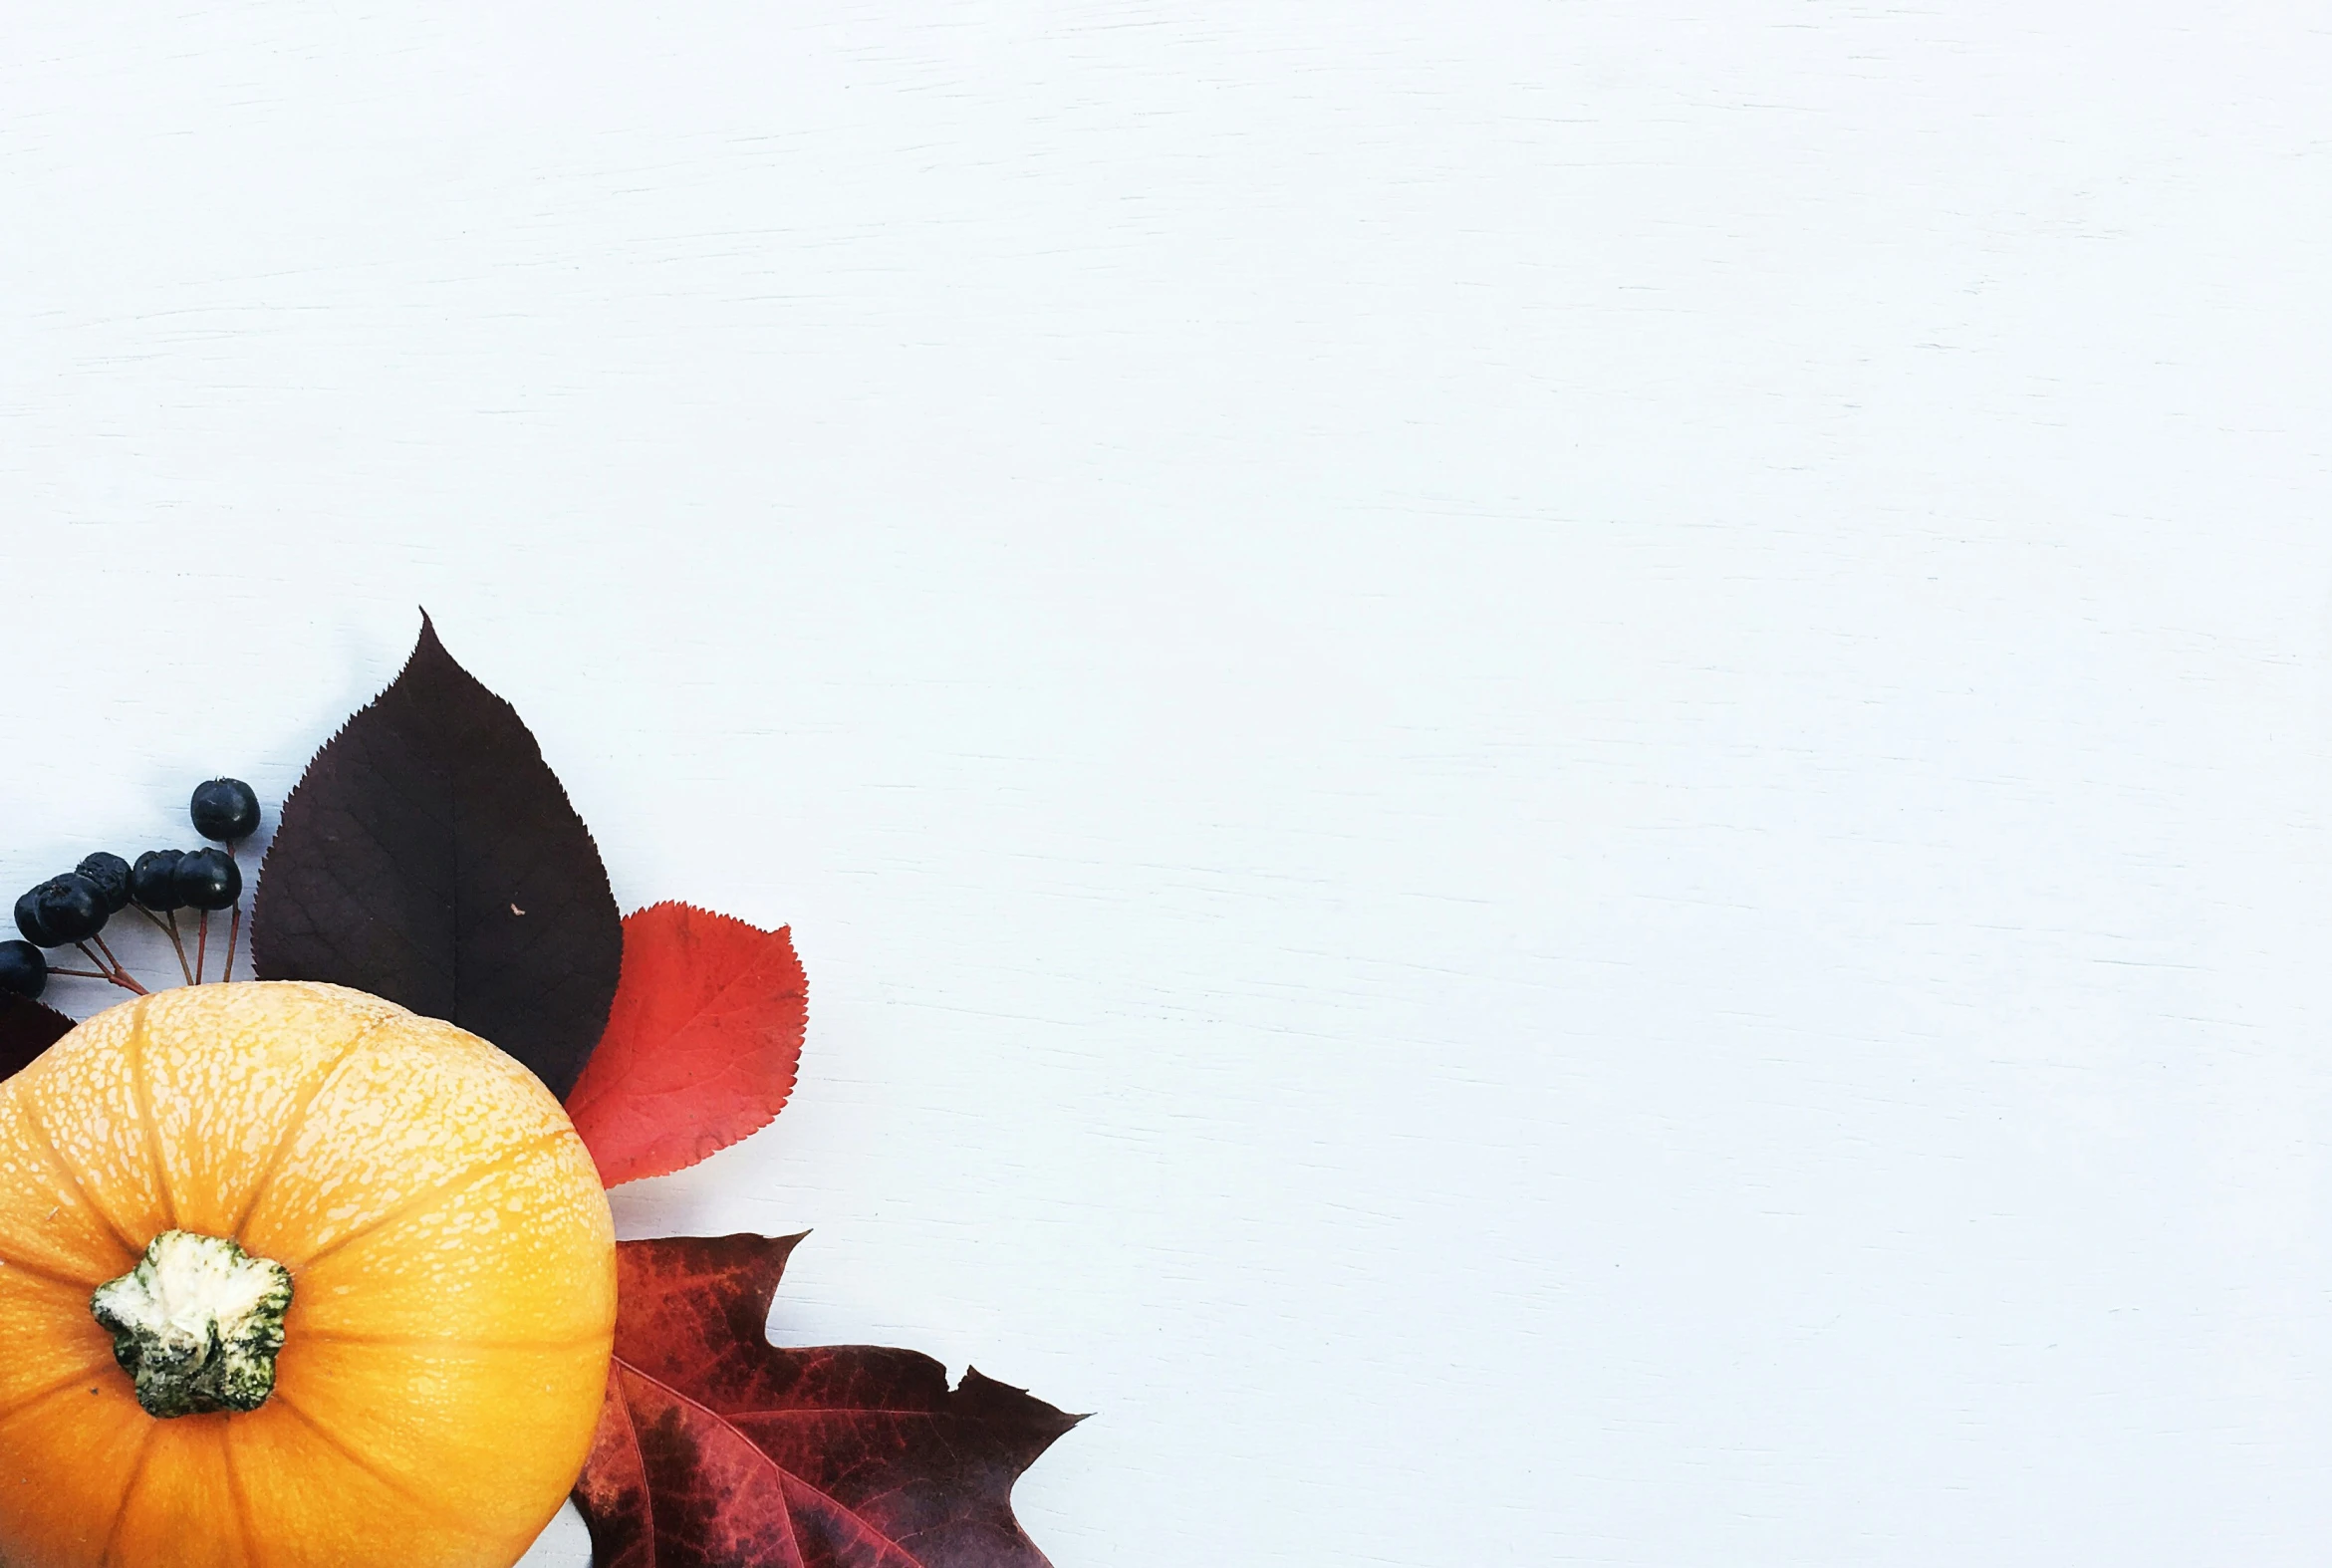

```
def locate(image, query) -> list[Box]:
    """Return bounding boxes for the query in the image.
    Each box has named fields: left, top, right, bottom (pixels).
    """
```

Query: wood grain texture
left=4, top=5, right=2331, bottom=1565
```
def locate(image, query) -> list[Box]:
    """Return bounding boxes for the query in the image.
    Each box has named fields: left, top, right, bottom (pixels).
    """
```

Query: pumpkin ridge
left=9, top=1079, right=141, bottom=1268
left=266, top=1387, right=495, bottom=1541
left=0, top=1246, right=109, bottom=1294
left=294, top=1326, right=613, bottom=1352
left=97, top=1421, right=158, bottom=1568
left=127, top=1001, right=178, bottom=1233
left=219, top=1422, right=262, bottom=1568
left=227, top=1008, right=403, bottom=1238
left=284, top=1128, right=575, bottom=1273
left=0, top=1356, right=116, bottom=1422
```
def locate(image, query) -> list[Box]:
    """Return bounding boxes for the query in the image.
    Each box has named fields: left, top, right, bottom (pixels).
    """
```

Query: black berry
left=0, top=939, right=43, bottom=999
left=189, top=779, right=261, bottom=843
left=26, top=875, right=107, bottom=944
left=173, top=848, right=241, bottom=912
left=76, top=853, right=131, bottom=914
left=13, top=889, right=57, bottom=946
left=130, top=850, right=186, bottom=912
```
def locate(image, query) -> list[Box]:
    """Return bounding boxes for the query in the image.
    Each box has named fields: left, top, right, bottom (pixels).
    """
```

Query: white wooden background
left=6, top=5, right=2332, bottom=1564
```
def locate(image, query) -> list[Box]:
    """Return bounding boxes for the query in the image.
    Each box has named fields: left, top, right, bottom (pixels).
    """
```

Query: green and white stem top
left=91, top=1230, right=294, bottom=1419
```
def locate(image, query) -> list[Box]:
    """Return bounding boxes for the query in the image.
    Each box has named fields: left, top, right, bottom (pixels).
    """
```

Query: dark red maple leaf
left=575, top=1234, right=1080, bottom=1568
left=566, top=902, right=807, bottom=1186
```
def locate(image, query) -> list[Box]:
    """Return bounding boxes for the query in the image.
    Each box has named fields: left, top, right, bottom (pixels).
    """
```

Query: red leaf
left=566, top=902, right=809, bottom=1186
left=574, top=1234, right=1080, bottom=1568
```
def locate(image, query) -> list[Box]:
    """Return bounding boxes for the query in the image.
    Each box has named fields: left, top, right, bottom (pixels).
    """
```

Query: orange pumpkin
left=0, top=981, right=617, bottom=1568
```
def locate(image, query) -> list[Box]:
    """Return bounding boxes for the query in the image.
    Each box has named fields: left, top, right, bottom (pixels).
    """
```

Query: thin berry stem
left=194, top=913, right=209, bottom=984
left=145, top=909, right=194, bottom=986
left=92, top=931, right=154, bottom=993
left=73, top=941, right=146, bottom=995
left=222, top=906, right=242, bottom=983
left=145, top=907, right=194, bottom=984
left=49, top=966, right=115, bottom=980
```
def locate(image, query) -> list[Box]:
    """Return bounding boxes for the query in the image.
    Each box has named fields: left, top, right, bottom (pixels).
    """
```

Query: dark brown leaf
left=0, top=993, right=75, bottom=1081
left=249, top=614, right=623, bottom=1097
left=576, top=1233, right=1081, bottom=1568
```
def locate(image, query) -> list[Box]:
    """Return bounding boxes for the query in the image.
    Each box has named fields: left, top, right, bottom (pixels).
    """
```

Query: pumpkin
left=0, top=981, right=617, bottom=1568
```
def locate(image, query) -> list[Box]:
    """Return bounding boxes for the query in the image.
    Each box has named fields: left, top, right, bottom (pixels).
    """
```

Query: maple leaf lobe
left=577, top=1233, right=1080, bottom=1568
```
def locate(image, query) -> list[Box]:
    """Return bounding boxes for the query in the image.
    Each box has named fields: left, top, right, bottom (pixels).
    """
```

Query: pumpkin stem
left=91, top=1231, right=294, bottom=1419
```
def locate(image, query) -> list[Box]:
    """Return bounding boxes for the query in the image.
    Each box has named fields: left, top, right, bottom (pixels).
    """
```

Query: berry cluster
left=0, top=779, right=262, bottom=1002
